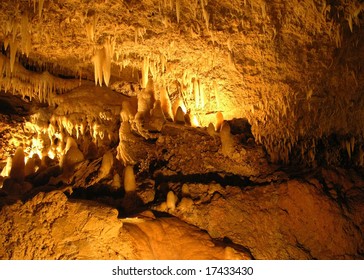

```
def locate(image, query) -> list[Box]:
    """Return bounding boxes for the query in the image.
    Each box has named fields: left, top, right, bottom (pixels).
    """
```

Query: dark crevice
left=154, top=172, right=253, bottom=188
left=296, top=241, right=316, bottom=260
left=216, top=236, right=255, bottom=260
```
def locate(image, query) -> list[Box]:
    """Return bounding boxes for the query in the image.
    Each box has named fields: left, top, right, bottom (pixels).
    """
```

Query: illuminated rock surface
left=0, top=0, right=364, bottom=259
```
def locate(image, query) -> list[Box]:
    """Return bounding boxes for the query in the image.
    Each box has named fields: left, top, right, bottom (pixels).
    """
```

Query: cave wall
left=0, top=0, right=364, bottom=165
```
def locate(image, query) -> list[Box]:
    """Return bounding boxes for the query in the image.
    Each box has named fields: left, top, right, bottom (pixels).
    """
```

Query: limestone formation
left=0, top=0, right=364, bottom=261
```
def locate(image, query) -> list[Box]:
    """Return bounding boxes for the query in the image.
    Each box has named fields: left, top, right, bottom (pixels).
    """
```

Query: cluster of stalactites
left=0, top=54, right=79, bottom=103
left=92, top=38, right=114, bottom=87
left=4, top=13, right=32, bottom=62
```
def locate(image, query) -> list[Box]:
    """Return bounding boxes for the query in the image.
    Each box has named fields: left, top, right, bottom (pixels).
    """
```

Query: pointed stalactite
left=86, top=14, right=97, bottom=42
left=9, top=39, right=18, bottom=73
left=176, top=0, right=181, bottom=23
left=21, top=14, right=31, bottom=57
left=141, top=56, right=149, bottom=88
left=193, top=78, right=200, bottom=109
left=93, top=48, right=104, bottom=86
left=359, top=146, right=364, bottom=166
left=345, top=139, right=353, bottom=159
left=92, top=39, right=114, bottom=87
left=199, top=80, right=205, bottom=109
left=39, top=0, right=45, bottom=18
left=350, top=137, right=355, bottom=153
left=103, top=40, right=113, bottom=87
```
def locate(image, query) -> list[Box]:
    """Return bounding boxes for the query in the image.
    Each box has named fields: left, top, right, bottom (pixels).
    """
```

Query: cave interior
left=0, top=0, right=364, bottom=260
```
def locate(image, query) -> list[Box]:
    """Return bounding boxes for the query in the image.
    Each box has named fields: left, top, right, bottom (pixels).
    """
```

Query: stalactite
left=20, top=14, right=31, bottom=57
left=199, top=80, right=205, bottom=109
left=346, top=140, right=351, bottom=159
left=93, top=48, right=104, bottom=87
left=202, top=7, right=210, bottom=31
left=193, top=78, right=200, bottom=109
left=86, top=23, right=95, bottom=42
left=141, top=56, right=149, bottom=88
left=9, top=39, right=18, bottom=73
left=92, top=39, right=114, bottom=87
left=0, top=54, right=79, bottom=103
left=176, top=0, right=181, bottom=23
left=39, top=0, right=44, bottom=18
left=103, top=39, right=113, bottom=87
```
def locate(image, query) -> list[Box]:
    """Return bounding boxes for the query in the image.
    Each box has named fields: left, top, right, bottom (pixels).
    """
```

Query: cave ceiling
left=0, top=0, right=364, bottom=163
left=1, top=0, right=364, bottom=261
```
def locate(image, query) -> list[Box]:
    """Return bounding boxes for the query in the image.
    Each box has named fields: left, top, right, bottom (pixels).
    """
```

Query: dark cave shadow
left=154, top=172, right=253, bottom=188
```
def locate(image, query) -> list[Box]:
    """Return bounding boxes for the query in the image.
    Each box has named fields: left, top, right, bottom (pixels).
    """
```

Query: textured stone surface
left=168, top=173, right=364, bottom=259
left=0, top=191, right=247, bottom=260
left=0, top=0, right=364, bottom=260
left=0, top=0, right=364, bottom=164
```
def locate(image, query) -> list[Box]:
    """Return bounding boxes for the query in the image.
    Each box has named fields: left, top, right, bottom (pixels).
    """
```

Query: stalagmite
left=149, top=100, right=166, bottom=131
left=220, top=121, right=234, bottom=157
left=160, top=87, right=173, bottom=121
left=121, top=101, right=137, bottom=122
left=215, top=112, right=224, bottom=131
left=124, top=165, right=137, bottom=192
left=177, top=197, right=193, bottom=211
left=24, top=157, right=36, bottom=177
left=181, top=184, right=189, bottom=196
left=136, top=79, right=155, bottom=121
left=175, top=106, right=185, bottom=124
left=65, top=136, right=78, bottom=154
left=190, top=114, right=200, bottom=127
left=99, top=152, right=114, bottom=179
left=172, top=97, right=186, bottom=117
left=166, top=190, right=176, bottom=211
left=62, top=146, right=84, bottom=170
left=207, top=123, right=216, bottom=137
left=111, top=173, right=121, bottom=190
left=10, top=147, right=25, bottom=182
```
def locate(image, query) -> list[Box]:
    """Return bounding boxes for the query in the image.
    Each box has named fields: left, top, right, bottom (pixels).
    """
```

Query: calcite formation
left=0, top=0, right=364, bottom=260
